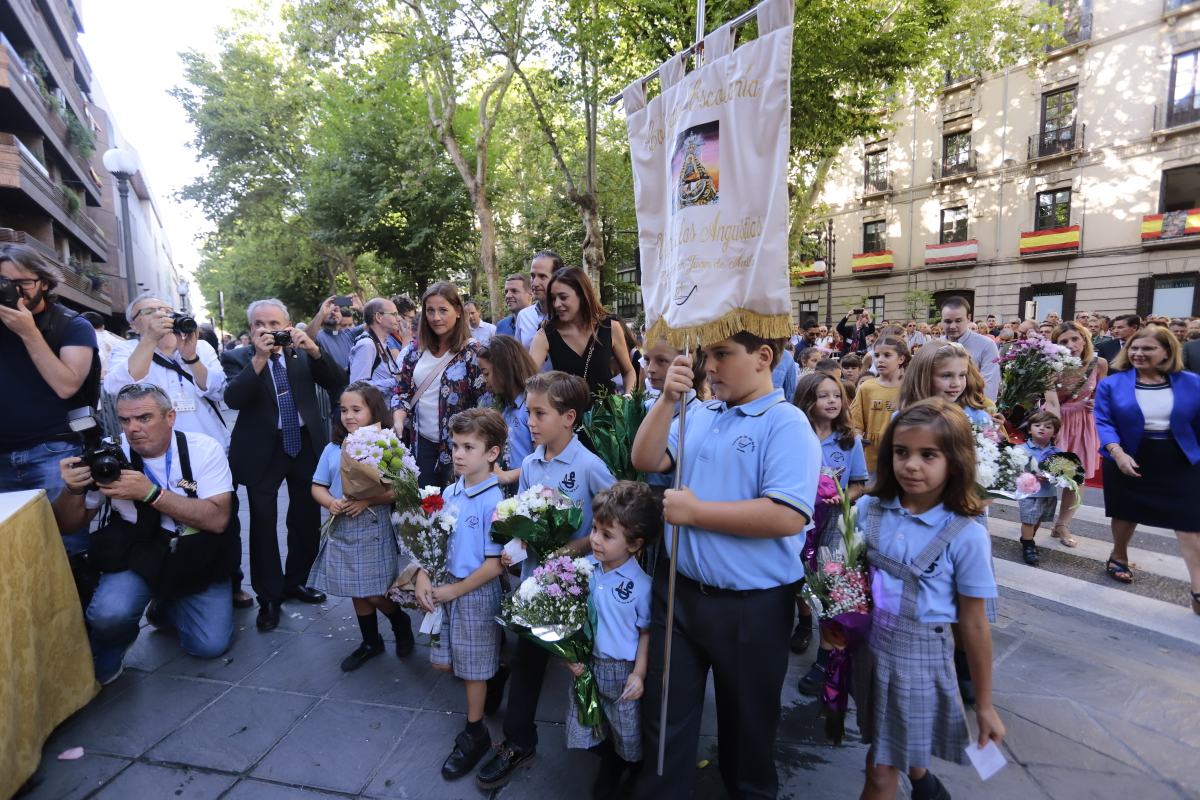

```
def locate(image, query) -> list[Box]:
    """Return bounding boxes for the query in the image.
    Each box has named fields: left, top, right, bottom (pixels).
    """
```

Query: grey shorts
left=429, top=576, right=502, bottom=681
left=1018, top=495, right=1057, bottom=525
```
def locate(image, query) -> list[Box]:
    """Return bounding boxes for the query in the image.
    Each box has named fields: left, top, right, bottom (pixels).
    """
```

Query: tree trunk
left=476, top=200, right=500, bottom=319
left=578, top=197, right=605, bottom=295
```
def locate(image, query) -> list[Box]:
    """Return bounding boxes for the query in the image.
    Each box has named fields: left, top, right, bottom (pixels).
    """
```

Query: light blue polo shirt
left=1019, top=441, right=1061, bottom=499
left=644, top=390, right=699, bottom=489
left=443, top=475, right=504, bottom=579
left=518, top=434, right=616, bottom=577
left=859, top=495, right=996, bottom=623
left=502, top=394, right=534, bottom=471
left=587, top=555, right=652, bottom=661
left=820, top=432, right=869, bottom=490
left=663, top=388, right=820, bottom=590
left=312, top=443, right=344, bottom=498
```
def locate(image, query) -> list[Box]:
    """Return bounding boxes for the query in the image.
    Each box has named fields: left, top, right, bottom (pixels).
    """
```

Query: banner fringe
left=645, top=308, right=793, bottom=349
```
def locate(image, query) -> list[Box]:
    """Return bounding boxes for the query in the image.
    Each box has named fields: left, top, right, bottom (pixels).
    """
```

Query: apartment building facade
left=0, top=0, right=179, bottom=324
left=792, top=0, right=1200, bottom=326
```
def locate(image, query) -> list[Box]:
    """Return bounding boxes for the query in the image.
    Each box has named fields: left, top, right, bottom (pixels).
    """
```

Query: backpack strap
left=151, top=352, right=227, bottom=428
left=174, top=431, right=198, bottom=498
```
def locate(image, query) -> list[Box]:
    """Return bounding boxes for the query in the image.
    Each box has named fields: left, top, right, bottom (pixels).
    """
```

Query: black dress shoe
left=442, top=727, right=492, bottom=780
left=484, top=664, right=509, bottom=715
left=789, top=618, right=812, bottom=654
left=475, top=741, right=534, bottom=789
left=284, top=585, right=327, bottom=604
left=256, top=599, right=281, bottom=631
left=233, top=589, right=255, bottom=609
left=340, top=639, right=385, bottom=672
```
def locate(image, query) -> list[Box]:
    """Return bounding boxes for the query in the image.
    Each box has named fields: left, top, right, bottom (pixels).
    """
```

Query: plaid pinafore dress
left=853, top=500, right=971, bottom=771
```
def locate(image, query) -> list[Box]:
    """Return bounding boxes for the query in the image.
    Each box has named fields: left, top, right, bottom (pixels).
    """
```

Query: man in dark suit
left=1097, top=314, right=1140, bottom=366
left=1184, top=337, right=1200, bottom=375
left=223, top=299, right=347, bottom=631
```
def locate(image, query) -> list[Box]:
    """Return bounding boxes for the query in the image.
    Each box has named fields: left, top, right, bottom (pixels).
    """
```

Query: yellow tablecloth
left=0, top=490, right=98, bottom=798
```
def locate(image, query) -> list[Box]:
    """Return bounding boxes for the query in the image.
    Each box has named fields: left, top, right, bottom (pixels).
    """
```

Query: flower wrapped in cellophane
left=499, top=556, right=602, bottom=728
left=489, top=484, right=582, bottom=560
left=392, top=486, right=456, bottom=640
left=974, top=427, right=1040, bottom=500
left=996, top=337, right=1082, bottom=426
left=1036, top=451, right=1085, bottom=510
left=800, top=482, right=871, bottom=744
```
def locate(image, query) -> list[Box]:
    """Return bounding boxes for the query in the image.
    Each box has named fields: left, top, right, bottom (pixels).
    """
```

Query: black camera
left=170, top=312, right=197, bottom=335
left=67, top=408, right=132, bottom=486
left=0, top=276, right=21, bottom=309
left=270, top=330, right=293, bottom=347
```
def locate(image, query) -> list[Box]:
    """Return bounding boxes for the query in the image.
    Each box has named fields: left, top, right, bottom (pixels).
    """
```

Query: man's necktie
left=270, top=354, right=302, bottom=457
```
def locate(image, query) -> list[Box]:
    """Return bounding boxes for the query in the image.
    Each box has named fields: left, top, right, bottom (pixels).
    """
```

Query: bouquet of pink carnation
left=392, top=486, right=456, bottom=640
left=489, top=484, right=583, bottom=560
left=499, top=555, right=602, bottom=727
left=997, top=337, right=1082, bottom=425
left=800, top=481, right=872, bottom=744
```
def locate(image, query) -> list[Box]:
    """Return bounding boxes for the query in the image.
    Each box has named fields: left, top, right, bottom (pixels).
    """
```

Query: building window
left=940, top=206, right=969, bottom=243
left=942, top=132, right=972, bottom=175
left=864, top=150, right=889, bottom=193
left=1035, top=188, right=1071, bottom=230
left=863, top=219, right=887, bottom=253
left=1169, top=49, right=1200, bottom=128
left=1038, top=87, right=1078, bottom=157
left=1160, top=164, right=1200, bottom=212
left=866, top=295, right=886, bottom=321
left=1019, top=282, right=1077, bottom=321
left=797, top=300, right=819, bottom=325
left=1153, top=275, right=1196, bottom=317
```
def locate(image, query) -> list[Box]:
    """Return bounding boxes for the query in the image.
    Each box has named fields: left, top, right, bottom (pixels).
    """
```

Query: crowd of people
left=4, top=236, right=1200, bottom=800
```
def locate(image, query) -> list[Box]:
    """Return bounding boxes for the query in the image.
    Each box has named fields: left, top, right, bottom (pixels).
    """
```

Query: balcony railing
left=1028, top=122, right=1084, bottom=160
left=863, top=170, right=893, bottom=196
left=0, top=227, right=111, bottom=306
left=1154, top=101, right=1200, bottom=131
left=934, top=150, right=977, bottom=181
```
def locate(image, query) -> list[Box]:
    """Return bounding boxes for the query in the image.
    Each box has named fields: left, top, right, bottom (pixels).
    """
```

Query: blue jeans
left=86, top=571, right=234, bottom=681
left=0, top=439, right=88, bottom=554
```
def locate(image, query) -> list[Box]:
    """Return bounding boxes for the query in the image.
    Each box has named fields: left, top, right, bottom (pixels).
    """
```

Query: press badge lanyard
left=142, top=439, right=173, bottom=491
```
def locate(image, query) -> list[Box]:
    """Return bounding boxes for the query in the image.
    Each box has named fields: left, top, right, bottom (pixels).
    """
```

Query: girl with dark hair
left=855, top=399, right=1003, bottom=800
left=478, top=334, right=537, bottom=486
left=393, top=282, right=486, bottom=487
left=528, top=267, right=636, bottom=400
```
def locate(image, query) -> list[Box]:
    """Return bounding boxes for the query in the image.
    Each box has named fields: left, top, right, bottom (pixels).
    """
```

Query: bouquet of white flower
left=392, top=486, right=457, bottom=640
left=489, top=484, right=582, bottom=560
left=499, top=555, right=601, bottom=727
left=974, top=428, right=1041, bottom=499
left=341, top=425, right=421, bottom=511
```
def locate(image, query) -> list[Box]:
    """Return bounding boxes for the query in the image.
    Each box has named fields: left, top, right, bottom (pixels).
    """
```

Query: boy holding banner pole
left=631, top=335, right=818, bottom=796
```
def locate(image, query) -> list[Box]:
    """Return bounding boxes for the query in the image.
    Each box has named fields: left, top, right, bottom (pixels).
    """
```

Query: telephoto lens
left=171, top=312, right=197, bottom=335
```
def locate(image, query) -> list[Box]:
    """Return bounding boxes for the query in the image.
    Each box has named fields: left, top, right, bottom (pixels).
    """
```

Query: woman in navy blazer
left=1094, top=325, right=1200, bottom=614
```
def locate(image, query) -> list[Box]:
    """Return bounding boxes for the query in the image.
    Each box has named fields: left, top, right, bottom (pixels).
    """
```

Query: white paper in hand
left=964, top=740, right=1006, bottom=781
left=503, top=538, right=528, bottom=565
left=419, top=606, right=444, bottom=636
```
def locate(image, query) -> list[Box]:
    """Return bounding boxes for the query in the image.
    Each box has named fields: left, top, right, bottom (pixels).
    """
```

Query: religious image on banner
left=674, top=123, right=720, bottom=209
left=621, top=0, right=794, bottom=348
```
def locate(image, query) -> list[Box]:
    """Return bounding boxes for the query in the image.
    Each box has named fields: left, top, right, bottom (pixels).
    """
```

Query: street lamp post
left=815, top=219, right=835, bottom=327
left=102, top=148, right=139, bottom=315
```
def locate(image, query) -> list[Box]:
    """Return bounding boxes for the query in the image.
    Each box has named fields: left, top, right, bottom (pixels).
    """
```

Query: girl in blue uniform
left=855, top=399, right=1005, bottom=800
left=478, top=335, right=537, bottom=490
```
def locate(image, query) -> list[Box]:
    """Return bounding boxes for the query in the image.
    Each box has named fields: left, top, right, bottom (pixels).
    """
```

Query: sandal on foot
left=1105, top=557, right=1133, bottom=584
left=1051, top=525, right=1078, bottom=548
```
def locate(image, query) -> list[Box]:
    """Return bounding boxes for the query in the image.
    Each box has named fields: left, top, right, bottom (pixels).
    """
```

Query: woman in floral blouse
left=393, top=282, right=486, bottom=487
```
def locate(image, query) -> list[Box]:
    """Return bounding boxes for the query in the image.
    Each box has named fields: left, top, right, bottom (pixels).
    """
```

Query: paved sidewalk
left=17, top=490, right=1200, bottom=799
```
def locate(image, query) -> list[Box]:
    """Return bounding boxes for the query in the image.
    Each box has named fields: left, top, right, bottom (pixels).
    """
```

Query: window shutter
left=1135, top=276, right=1154, bottom=317
left=1018, top=286, right=1033, bottom=320
left=1062, top=283, right=1077, bottom=320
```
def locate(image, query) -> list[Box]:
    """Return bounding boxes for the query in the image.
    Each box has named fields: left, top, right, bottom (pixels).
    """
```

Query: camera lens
left=91, top=455, right=123, bottom=485
left=271, top=331, right=293, bottom=347
left=0, top=277, right=20, bottom=309
left=171, top=313, right=197, bottom=335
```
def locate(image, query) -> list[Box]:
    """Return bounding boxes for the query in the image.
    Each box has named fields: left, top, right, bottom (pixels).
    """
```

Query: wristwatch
left=182, top=355, right=201, bottom=364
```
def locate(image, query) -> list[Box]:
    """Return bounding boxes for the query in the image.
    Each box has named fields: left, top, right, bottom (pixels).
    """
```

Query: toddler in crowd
left=1016, top=410, right=1063, bottom=567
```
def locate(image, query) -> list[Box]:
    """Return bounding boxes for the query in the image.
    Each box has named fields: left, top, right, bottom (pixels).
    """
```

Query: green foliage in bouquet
left=581, top=388, right=647, bottom=481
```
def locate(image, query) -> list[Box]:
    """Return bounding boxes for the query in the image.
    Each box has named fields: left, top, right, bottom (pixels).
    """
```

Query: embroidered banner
left=621, top=0, right=793, bottom=347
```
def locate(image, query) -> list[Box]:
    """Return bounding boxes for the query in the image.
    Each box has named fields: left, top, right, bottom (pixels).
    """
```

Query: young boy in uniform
left=630, top=331, right=820, bottom=798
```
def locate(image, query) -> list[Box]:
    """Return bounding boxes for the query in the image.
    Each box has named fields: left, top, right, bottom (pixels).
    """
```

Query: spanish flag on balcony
left=851, top=250, right=894, bottom=273
left=1141, top=209, right=1200, bottom=240
left=1019, top=225, right=1081, bottom=255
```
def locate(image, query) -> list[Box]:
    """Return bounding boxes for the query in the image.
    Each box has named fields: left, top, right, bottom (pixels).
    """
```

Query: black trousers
left=244, top=434, right=320, bottom=602
left=635, top=565, right=794, bottom=800
left=502, top=635, right=552, bottom=750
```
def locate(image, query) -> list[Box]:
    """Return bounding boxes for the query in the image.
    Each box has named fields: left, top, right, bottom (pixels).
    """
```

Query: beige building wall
left=792, top=0, right=1200, bottom=326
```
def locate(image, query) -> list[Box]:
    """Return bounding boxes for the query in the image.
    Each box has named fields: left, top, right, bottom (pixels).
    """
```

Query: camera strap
left=151, top=352, right=227, bottom=428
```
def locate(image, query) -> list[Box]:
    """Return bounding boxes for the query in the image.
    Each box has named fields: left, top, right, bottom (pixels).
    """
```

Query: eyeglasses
left=135, top=305, right=173, bottom=318
left=4, top=277, right=39, bottom=289
left=117, top=382, right=170, bottom=400
left=377, top=310, right=400, bottom=317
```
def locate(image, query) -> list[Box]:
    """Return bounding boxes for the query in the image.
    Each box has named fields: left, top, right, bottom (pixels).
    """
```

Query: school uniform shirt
left=443, top=474, right=504, bottom=579
left=859, top=496, right=996, bottom=624
left=962, top=405, right=992, bottom=431
left=849, top=379, right=900, bottom=474
left=587, top=555, right=652, bottom=661
left=501, top=394, right=534, bottom=470
left=1018, top=440, right=1061, bottom=499
left=665, top=388, right=820, bottom=591
left=85, top=430, right=233, bottom=533
left=312, top=443, right=346, bottom=498
left=820, top=432, right=869, bottom=489
left=644, top=390, right=699, bottom=489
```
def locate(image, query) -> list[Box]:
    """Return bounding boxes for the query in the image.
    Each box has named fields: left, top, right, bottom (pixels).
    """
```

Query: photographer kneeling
left=53, top=384, right=236, bottom=685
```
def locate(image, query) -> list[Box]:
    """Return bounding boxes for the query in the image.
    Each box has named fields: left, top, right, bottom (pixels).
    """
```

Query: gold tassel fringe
left=645, top=308, right=793, bottom=350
